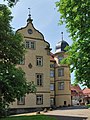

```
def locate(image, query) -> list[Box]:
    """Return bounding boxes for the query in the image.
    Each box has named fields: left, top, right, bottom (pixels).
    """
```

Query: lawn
left=0, top=115, right=56, bottom=120
left=86, top=104, right=90, bottom=108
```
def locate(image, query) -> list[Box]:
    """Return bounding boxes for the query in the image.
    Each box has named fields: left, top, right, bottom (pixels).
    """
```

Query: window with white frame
left=50, top=70, right=54, bottom=77
left=25, top=41, right=29, bottom=48
left=50, top=83, right=54, bottom=91
left=25, top=40, right=35, bottom=49
left=31, top=41, right=35, bottom=49
left=58, top=68, right=64, bottom=77
left=36, top=56, right=43, bottom=66
left=36, top=95, right=43, bottom=105
left=36, top=73, right=43, bottom=86
left=58, top=81, right=64, bottom=90
left=17, top=96, right=25, bottom=105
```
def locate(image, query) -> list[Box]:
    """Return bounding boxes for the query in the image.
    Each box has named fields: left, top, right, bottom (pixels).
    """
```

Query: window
left=58, top=81, right=64, bottom=90
left=58, top=68, right=64, bottom=77
left=50, top=98, right=54, bottom=105
left=47, top=50, right=50, bottom=55
left=31, top=41, right=35, bottom=49
left=36, top=56, right=43, bottom=66
left=50, top=70, right=54, bottom=77
left=17, top=96, right=25, bottom=105
left=25, top=41, right=29, bottom=48
left=58, top=56, right=63, bottom=63
left=45, top=45, right=50, bottom=55
left=50, top=64, right=55, bottom=68
left=36, top=95, right=43, bottom=105
left=18, top=56, right=25, bottom=65
left=50, top=83, right=54, bottom=91
left=25, top=40, right=35, bottom=49
left=36, top=73, right=43, bottom=86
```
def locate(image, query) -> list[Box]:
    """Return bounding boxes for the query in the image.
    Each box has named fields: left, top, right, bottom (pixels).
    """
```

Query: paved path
left=13, top=106, right=90, bottom=120
left=43, top=106, right=90, bottom=120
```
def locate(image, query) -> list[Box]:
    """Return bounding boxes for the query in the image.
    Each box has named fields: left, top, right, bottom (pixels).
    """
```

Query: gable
left=17, top=22, right=44, bottom=40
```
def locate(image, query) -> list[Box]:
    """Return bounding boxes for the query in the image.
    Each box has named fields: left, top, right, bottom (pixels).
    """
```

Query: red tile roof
left=50, top=52, right=56, bottom=62
left=83, top=88, right=90, bottom=95
left=71, top=84, right=82, bottom=92
left=71, top=84, right=83, bottom=96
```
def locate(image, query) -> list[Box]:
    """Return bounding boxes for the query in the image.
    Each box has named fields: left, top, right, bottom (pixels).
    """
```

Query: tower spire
left=61, top=32, right=63, bottom=41
left=28, top=8, right=31, bottom=19
left=27, top=8, right=33, bottom=23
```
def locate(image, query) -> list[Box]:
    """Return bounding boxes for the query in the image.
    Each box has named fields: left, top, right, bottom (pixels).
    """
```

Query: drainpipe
left=54, top=62, right=56, bottom=107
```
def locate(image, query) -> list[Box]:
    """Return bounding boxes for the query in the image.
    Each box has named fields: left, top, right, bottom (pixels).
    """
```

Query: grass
left=86, top=104, right=90, bottom=108
left=0, top=115, right=56, bottom=120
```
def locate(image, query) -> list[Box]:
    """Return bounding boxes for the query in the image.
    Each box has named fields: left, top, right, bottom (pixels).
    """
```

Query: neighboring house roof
left=71, top=84, right=83, bottom=96
left=71, top=84, right=82, bottom=91
left=82, top=88, right=90, bottom=97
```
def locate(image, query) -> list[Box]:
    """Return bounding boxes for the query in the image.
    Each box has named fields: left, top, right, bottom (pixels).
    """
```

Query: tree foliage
left=3, top=0, right=19, bottom=7
left=0, top=4, right=36, bottom=117
left=56, top=0, right=90, bottom=88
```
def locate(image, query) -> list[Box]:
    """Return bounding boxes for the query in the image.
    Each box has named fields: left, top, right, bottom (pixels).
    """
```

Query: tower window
left=50, top=98, right=54, bottom=106
left=50, top=70, right=54, bottom=77
left=58, top=56, right=63, bottom=63
left=50, top=64, right=55, bottom=68
left=58, top=68, right=64, bottom=77
left=50, top=83, right=54, bottom=91
left=58, top=81, right=64, bottom=90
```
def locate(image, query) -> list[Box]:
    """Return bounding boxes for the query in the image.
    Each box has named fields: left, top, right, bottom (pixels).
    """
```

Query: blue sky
left=11, top=0, right=73, bottom=49
left=1, top=0, right=73, bottom=51
left=1, top=0, right=75, bottom=84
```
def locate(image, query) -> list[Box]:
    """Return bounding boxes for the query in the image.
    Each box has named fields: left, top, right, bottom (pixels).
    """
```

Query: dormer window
left=25, top=40, right=35, bottom=49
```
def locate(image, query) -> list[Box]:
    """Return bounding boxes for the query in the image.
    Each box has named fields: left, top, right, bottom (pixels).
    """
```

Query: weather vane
left=61, top=32, right=63, bottom=41
left=28, top=8, right=31, bottom=18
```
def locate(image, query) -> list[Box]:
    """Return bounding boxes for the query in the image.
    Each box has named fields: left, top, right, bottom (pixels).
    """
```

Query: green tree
left=3, top=0, right=19, bottom=7
left=56, top=0, right=90, bottom=88
left=0, top=4, right=36, bottom=117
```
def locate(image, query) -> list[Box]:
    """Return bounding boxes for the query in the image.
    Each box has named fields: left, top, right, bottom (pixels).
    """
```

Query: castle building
left=10, top=14, right=71, bottom=113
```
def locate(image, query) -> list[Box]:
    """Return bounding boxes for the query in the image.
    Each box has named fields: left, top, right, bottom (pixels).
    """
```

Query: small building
left=71, top=84, right=83, bottom=105
left=83, top=88, right=90, bottom=104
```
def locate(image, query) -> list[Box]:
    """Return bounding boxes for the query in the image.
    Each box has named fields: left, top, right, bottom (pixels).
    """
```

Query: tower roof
left=55, top=32, right=69, bottom=53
